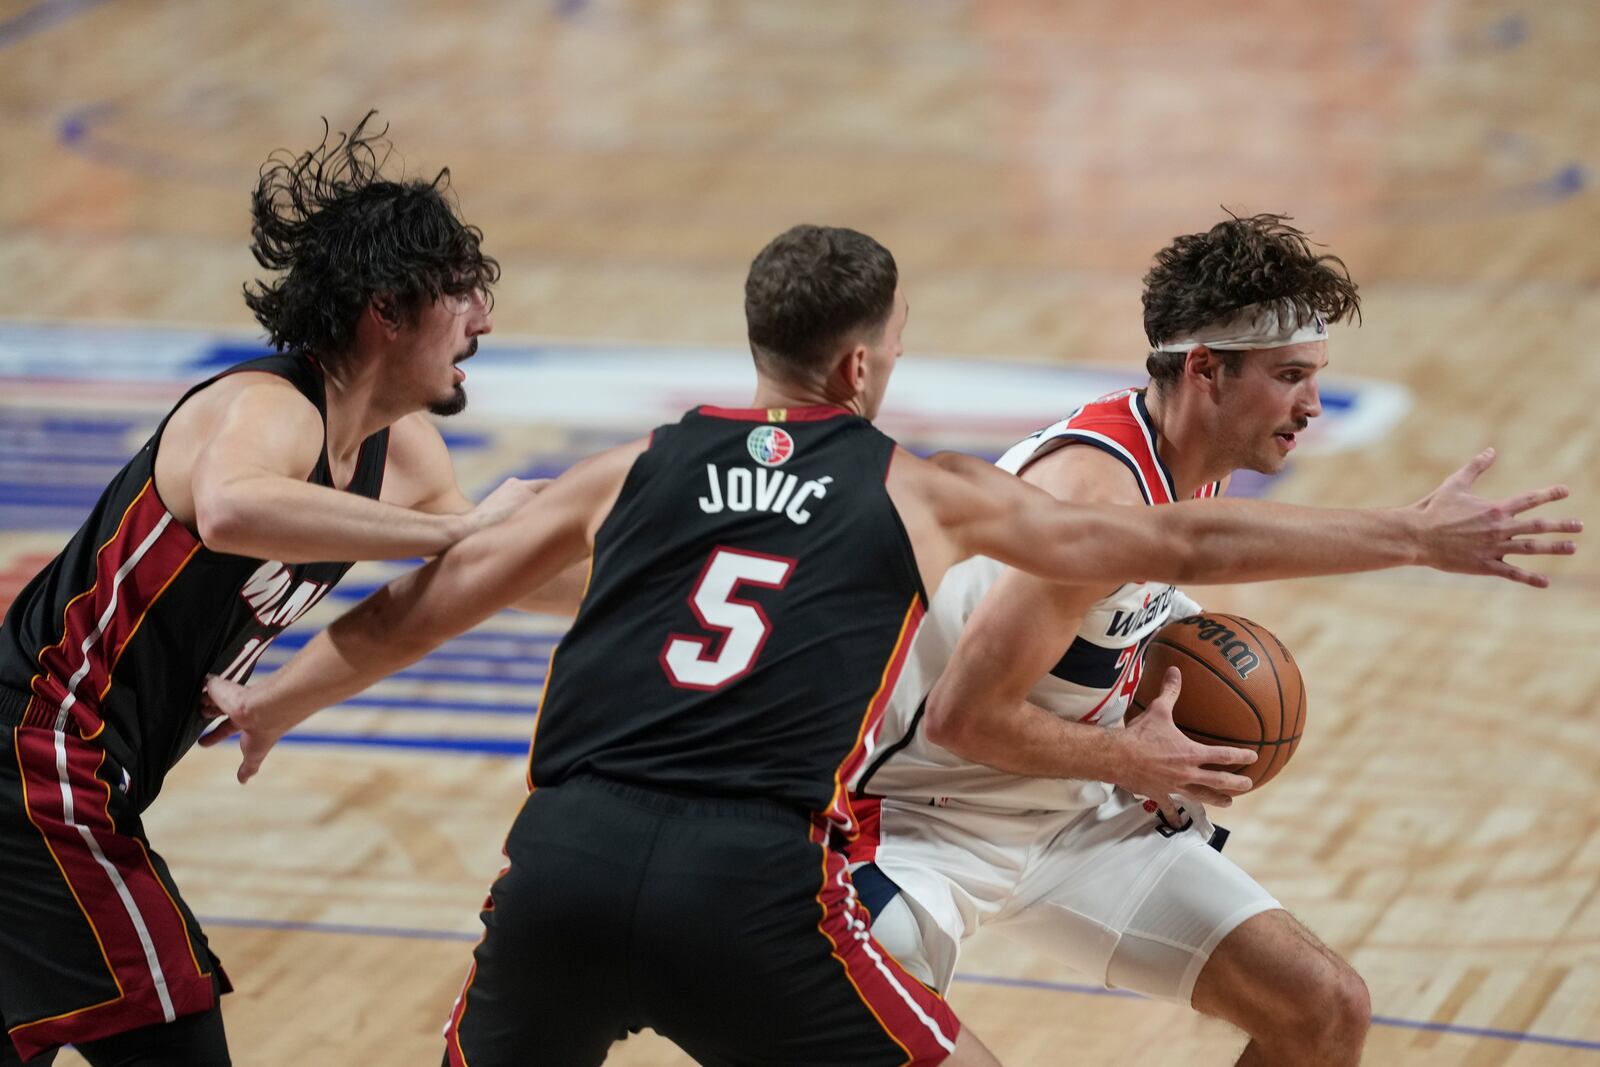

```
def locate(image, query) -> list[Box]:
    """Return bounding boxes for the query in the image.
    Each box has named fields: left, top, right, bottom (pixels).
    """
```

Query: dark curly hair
left=242, top=111, right=499, bottom=362
left=745, top=224, right=898, bottom=380
left=1142, top=212, right=1360, bottom=386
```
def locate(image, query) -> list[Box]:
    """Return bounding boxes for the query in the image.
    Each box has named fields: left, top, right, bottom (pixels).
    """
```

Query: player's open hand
left=199, top=675, right=283, bottom=784
left=1118, top=667, right=1256, bottom=822
left=1411, top=448, right=1581, bottom=587
left=468, top=476, right=548, bottom=534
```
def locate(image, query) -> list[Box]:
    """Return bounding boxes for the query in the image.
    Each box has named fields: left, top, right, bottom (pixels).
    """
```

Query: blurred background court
left=1, top=1, right=1596, bottom=1063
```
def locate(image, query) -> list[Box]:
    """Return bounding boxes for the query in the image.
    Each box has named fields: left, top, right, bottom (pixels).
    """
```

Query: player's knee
left=1325, top=964, right=1372, bottom=1042
left=1283, top=959, right=1369, bottom=1052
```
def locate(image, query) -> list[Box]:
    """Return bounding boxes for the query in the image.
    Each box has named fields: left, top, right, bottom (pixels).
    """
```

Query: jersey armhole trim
left=1024, top=433, right=1155, bottom=505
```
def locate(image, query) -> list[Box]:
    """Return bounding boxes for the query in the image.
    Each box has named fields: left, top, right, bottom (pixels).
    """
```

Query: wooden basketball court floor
left=1, top=0, right=1597, bottom=1063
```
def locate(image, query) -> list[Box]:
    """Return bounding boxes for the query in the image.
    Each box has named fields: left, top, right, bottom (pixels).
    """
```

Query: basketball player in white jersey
left=851, top=215, right=1394, bottom=1066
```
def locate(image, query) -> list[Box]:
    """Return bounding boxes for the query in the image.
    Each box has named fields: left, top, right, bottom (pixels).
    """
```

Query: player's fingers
left=1201, top=745, right=1258, bottom=767
left=1445, top=447, right=1496, bottom=489
left=1157, top=797, right=1187, bottom=822
left=1185, top=789, right=1233, bottom=808
left=1500, top=538, right=1578, bottom=556
left=1506, top=514, right=1583, bottom=536
left=197, top=720, right=238, bottom=747
left=1504, top=484, right=1570, bottom=515
left=1201, top=770, right=1255, bottom=796
left=1148, top=667, right=1181, bottom=718
left=1485, top=559, right=1549, bottom=588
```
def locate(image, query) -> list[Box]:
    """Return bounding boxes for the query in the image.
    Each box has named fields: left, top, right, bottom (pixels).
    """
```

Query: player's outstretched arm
left=921, top=446, right=1254, bottom=817
left=177, top=379, right=532, bottom=562
left=381, top=411, right=591, bottom=613
left=200, top=438, right=647, bottom=782
left=919, top=447, right=1579, bottom=589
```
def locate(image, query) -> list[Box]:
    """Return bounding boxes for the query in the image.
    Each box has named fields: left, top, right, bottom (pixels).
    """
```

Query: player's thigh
left=995, top=793, right=1279, bottom=1005
left=865, top=801, right=1033, bottom=992
left=1190, top=908, right=1364, bottom=1034
left=0, top=730, right=220, bottom=1062
left=73, top=976, right=230, bottom=1067
left=445, top=784, right=646, bottom=1067
left=636, top=812, right=961, bottom=1067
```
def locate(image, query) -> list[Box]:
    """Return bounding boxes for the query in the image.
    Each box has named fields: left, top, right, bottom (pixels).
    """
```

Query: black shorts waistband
left=561, top=774, right=811, bottom=828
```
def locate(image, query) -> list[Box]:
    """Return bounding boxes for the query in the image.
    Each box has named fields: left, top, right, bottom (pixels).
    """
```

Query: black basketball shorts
left=442, top=775, right=961, bottom=1066
left=0, top=725, right=226, bottom=1063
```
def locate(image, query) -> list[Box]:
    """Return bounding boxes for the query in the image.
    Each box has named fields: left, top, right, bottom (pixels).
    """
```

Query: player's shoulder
left=1020, top=443, right=1145, bottom=506
left=199, top=369, right=321, bottom=422
left=164, top=370, right=322, bottom=452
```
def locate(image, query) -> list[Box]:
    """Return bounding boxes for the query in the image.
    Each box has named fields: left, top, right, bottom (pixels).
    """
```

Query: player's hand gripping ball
left=1132, top=613, right=1305, bottom=788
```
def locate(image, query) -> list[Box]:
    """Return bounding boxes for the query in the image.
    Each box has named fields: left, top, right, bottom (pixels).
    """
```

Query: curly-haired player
left=846, top=214, right=1409, bottom=1066
left=0, top=114, right=536, bottom=1066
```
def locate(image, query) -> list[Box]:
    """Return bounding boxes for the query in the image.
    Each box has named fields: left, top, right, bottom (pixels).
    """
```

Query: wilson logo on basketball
left=746, top=425, right=795, bottom=467
left=1172, top=614, right=1260, bottom=678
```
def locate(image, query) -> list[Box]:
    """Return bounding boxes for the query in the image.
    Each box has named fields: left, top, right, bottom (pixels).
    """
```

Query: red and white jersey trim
left=996, top=389, right=1219, bottom=504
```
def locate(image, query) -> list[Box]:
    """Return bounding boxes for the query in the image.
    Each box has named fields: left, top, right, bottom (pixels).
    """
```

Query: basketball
left=1131, top=612, right=1306, bottom=788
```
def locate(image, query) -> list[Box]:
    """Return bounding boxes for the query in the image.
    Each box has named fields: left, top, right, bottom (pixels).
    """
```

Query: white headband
left=1154, top=301, right=1328, bottom=352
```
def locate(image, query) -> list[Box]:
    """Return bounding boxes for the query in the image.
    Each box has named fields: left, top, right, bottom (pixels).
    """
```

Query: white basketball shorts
left=856, top=788, right=1280, bottom=1005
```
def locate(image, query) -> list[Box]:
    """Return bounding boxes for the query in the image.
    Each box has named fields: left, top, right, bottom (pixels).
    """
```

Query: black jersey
left=0, top=353, right=388, bottom=807
left=529, top=404, right=927, bottom=832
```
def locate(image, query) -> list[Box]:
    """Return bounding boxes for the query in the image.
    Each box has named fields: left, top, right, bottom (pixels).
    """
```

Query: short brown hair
left=1142, top=212, right=1360, bottom=386
left=744, top=225, right=898, bottom=380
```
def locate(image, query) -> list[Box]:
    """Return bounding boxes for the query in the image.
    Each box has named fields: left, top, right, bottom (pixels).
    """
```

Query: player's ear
left=368, top=294, right=404, bottom=338
left=1185, top=345, right=1224, bottom=394
left=835, top=345, right=869, bottom=397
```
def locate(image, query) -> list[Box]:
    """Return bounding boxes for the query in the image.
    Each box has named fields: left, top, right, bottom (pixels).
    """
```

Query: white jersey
left=856, top=388, right=1215, bottom=813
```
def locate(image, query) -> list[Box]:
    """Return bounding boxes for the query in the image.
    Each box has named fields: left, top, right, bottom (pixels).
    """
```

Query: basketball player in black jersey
left=204, top=225, right=1577, bottom=1066
left=0, top=115, right=541, bottom=1066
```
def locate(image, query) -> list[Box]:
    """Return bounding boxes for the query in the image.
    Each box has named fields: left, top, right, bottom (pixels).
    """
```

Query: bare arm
left=923, top=447, right=1255, bottom=816
left=909, top=447, right=1578, bottom=590
left=201, top=438, right=647, bottom=779
left=384, top=415, right=592, bottom=615
left=509, top=558, right=591, bottom=616
left=173, top=378, right=491, bottom=561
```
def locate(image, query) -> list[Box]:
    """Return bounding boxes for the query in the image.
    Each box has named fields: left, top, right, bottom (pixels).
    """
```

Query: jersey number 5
left=659, top=547, right=797, bottom=690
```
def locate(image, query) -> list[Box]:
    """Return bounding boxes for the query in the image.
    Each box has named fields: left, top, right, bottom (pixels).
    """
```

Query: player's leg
left=71, top=974, right=230, bottom=1067
left=442, top=784, right=637, bottom=1067
left=853, top=798, right=1027, bottom=994
left=0, top=728, right=221, bottom=1064
left=620, top=785, right=965, bottom=1066
left=994, top=791, right=1354, bottom=1060
left=1189, top=910, right=1370, bottom=1067
left=0, top=1014, right=52, bottom=1067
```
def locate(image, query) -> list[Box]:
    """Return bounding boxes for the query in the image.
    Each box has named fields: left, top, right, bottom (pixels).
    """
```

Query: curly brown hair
left=1142, top=212, right=1360, bottom=386
left=243, top=112, right=499, bottom=364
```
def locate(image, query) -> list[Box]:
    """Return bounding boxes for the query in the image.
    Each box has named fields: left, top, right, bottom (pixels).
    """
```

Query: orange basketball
left=1131, top=612, right=1306, bottom=788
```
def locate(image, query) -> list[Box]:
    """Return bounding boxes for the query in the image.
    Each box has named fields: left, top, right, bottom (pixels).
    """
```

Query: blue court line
left=312, top=694, right=533, bottom=716
left=259, top=646, right=550, bottom=669
left=0, top=415, right=139, bottom=435
left=268, top=629, right=556, bottom=657
left=0, top=0, right=110, bottom=50
left=0, top=455, right=130, bottom=468
left=262, top=666, right=545, bottom=688
left=190, top=915, right=1600, bottom=1052
left=276, top=732, right=529, bottom=755
left=951, top=974, right=1600, bottom=1051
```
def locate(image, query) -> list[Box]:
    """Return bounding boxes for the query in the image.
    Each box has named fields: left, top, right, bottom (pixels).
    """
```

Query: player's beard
left=429, top=385, right=467, bottom=417
left=430, top=338, right=475, bottom=416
